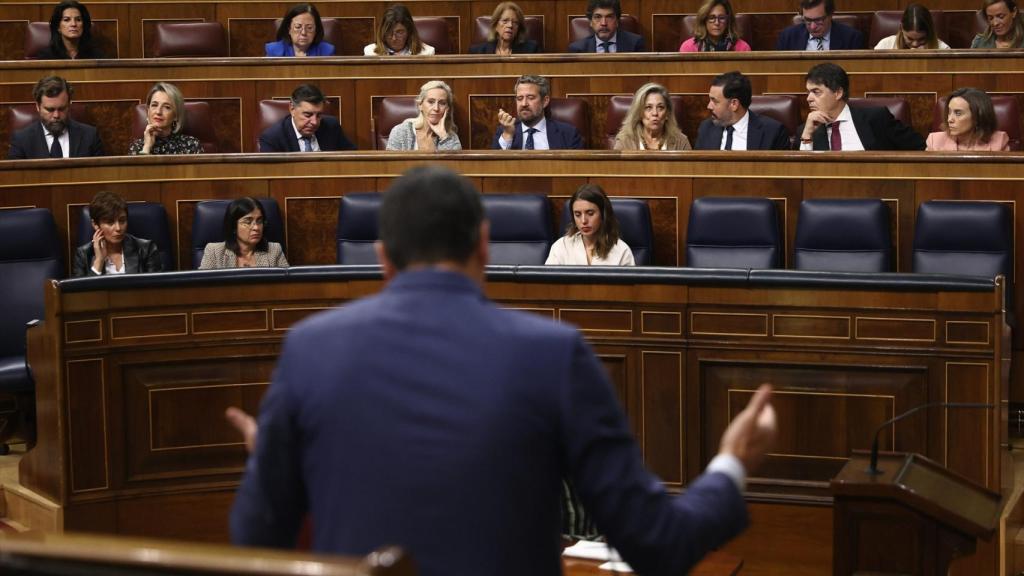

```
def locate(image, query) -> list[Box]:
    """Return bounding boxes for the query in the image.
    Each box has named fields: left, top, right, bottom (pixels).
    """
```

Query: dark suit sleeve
left=258, top=124, right=283, bottom=153
left=767, top=121, right=792, bottom=150
left=7, top=134, right=28, bottom=159
left=517, top=40, right=540, bottom=53
left=72, top=245, right=97, bottom=277
left=492, top=125, right=507, bottom=149
left=138, top=239, right=164, bottom=273
left=876, top=109, right=926, bottom=150
left=567, top=38, right=587, bottom=53
left=694, top=120, right=715, bottom=150
left=567, top=126, right=584, bottom=149
left=338, top=127, right=358, bottom=151
left=87, top=127, right=105, bottom=157
left=633, top=31, right=647, bottom=51
left=775, top=26, right=793, bottom=50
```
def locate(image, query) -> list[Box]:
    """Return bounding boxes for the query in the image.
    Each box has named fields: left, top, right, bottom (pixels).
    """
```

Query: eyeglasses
left=801, top=15, right=829, bottom=26
left=238, top=218, right=265, bottom=228
left=291, top=24, right=315, bottom=33
left=706, top=15, right=730, bottom=22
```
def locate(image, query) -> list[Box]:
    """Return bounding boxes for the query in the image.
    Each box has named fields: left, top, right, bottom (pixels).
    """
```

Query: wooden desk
left=564, top=550, right=742, bottom=575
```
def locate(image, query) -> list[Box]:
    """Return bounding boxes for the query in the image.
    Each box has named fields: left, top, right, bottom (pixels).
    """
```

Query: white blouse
left=545, top=233, right=635, bottom=266
left=873, top=35, right=950, bottom=49
left=363, top=43, right=435, bottom=55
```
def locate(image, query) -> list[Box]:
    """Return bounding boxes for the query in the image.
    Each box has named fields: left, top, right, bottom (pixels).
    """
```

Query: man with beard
left=568, top=0, right=646, bottom=52
left=7, top=76, right=104, bottom=159
left=491, top=75, right=584, bottom=150
left=695, top=71, right=791, bottom=151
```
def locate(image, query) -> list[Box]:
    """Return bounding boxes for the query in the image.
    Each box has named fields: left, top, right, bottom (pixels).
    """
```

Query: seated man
left=492, top=75, right=584, bottom=150
left=568, top=0, right=645, bottom=52
left=797, top=63, right=925, bottom=150
left=7, top=76, right=104, bottom=159
left=775, top=0, right=864, bottom=50
left=696, top=71, right=791, bottom=151
left=258, top=84, right=356, bottom=152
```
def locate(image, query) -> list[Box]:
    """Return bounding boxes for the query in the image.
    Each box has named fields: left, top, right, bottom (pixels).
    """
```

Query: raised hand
left=718, top=384, right=777, bottom=473
left=497, top=108, right=516, bottom=141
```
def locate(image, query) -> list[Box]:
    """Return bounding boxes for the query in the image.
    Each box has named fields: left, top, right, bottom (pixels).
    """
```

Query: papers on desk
left=562, top=540, right=635, bottom=573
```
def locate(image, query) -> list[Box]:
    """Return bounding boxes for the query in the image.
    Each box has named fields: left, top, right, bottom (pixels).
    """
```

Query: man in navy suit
left=568, top=0, right=646, bottom=52
left=258, top=84, right=356, bottom=152
left=775, top=0, right=864, bottom=50
left=492, top=75, right=584, bottom=149
left=7, top=76, right=104, bottom=159
left=696, top=71, right=791, bottom=151
left=230, top=165, right=778, bottom=576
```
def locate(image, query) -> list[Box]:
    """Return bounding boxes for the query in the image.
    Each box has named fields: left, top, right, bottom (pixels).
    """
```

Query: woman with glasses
left=364, top=4, right=434, bottom=55
left=199, top=197, right=288, bottom=269
left=972, top=0, right=1024, bottom=47
left=469, top=2, right=539, bottom=54
left=874, top=4, right=950, bottom=48
left=386, top=80, right=462, bottom=151
left=679, top=0, right=750, bottom=52
left=265, top=3, right=334, bottom=57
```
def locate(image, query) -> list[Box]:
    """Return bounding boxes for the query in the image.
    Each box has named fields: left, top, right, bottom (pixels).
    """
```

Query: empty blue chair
left=76, top=202, right=175, bottom=271
left=482, top=194, right=552, bottom=265
left=913, top=201, right=1012, bottom=279
left=336, top=193, right=382, bottom=265
left=559, top=198, right=654, bottom=265
left=794, top=199, right=891, bottom=273
left=686, top=197, right=781, bottom=269
left=191, top=198, right=285, bottom=269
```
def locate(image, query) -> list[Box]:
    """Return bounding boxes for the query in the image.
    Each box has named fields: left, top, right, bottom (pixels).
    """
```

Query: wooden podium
left=830, top=451, right=1002, bottom=576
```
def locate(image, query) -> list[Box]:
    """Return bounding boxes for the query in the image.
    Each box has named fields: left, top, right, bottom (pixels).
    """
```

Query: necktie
left=814, top=37, right=824, bottom=50
left=829, top=121, right=842, bottom=151
left=301, top=137, right=312, bottom=152
left=599, top=41, right=614, bottom=53
left=49, top=135, right=63, bottom=158
left=524, top=128, right=537, bottom=150
left=724, top=125, right=735, bottom=150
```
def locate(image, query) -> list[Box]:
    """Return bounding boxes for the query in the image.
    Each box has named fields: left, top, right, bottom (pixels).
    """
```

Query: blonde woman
left=614, top=83, right=691, bottom=150
left=386, top=80, right=462, bottom=151
left=128, top=82, right=201, bottom=155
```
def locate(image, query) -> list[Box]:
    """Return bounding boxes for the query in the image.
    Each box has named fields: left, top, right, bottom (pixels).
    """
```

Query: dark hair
left=805, top=62, right=849, bottom=101
left=379, top=166, right=484, bottom=270
left=276, top=3, right=325, bottom=47
left=898, top=4, right=940, bottom=48
left=33, top=76, right=73, bottom=103
left=565, top=184, right=620, bottom=261
left=290, top=83, right=325, bottom=106
left=373, top=4, right=424, bottom=55
left=799, top=0, right=834, bottom=15
left=586, top=0, right=622, bottom=20
left=223, top=197, right=269, bottom=254
left=89, top=190, right=127, bottom=224
left=488, top=1, right=527, bottom=45
left=944, top=87, right=999, bottom=143
left=47, top=0, right=99, bottom=59
left=711, top=70, right=752, bottom=109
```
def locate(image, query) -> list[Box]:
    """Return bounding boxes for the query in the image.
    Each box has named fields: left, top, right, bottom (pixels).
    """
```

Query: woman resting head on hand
left=129, top=82, right=202, bottom=155
left=72, top=191, right=163, bottom=277
left=386, top=80, right=462, bottom=151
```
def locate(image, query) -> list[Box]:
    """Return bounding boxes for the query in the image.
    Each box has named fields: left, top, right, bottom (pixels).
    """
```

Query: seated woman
left=926, top=87, right=1011, bottom=151
left=972, top=0, right=1024, bottom=47
left=199, top=197, right=289, bottom=269
left=72, top=191, right=163, bottom=277
left=364, top=4, right=434, bottom=55
left=874, top=4, right=950, bottom=48
left=265, top=3, right=334, bottom=57
left=546, top=184, right=635, bottom=266
left=386, top=80, right=462, bottom=151
left=129, top=82, right=202, bottom=155
left=679, top=0, right=751, bottom=52
left=38, top=0, right=104, bottom=59
left=614, top=83, right=691, bottom=151
left=469, top=2, right=539, bottom=54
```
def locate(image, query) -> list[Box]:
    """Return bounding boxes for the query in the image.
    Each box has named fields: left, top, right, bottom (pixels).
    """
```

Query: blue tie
left=524, top=128, right=537, bottom=150
left=301, top=137, right=312, bottom=152
left=50, top=136, right=63, bottom=158
left=724, top=126, right=734, bottom=150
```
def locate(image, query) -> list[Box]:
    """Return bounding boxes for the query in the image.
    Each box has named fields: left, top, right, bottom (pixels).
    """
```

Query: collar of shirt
left=598, top=33, right=618, bottom=52
left=807, top=29, right=831, bottom=50
left=291, top=119, right=319, bottom=151
left=42, top=124, right=70, bottom=158
left=522, top=115, right=548, bottom=135
left=829, top=103, right=865, bottom=151
left=732, top=110, right=750, bottom=136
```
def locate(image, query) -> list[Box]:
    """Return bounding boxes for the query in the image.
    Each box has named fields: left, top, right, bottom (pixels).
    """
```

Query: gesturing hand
left=497, top=108, right=516, bottom=141
left=718, top=384, right=777, bottom=474
left=225, top=406, right=258, bottom=454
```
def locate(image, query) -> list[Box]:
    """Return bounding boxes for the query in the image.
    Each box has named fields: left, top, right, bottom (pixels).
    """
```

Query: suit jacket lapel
left=68, top=122, right=81, bottom=157
left=283, top=117, right=300, bottom=152
left=31, top=123, right=49, bottom=157
left=547, top=121, right=560, bottom=148
left=122, top=235, right=140, bottom=273
left=745, top=115, right=761, bottom=149
left=512, top=121, right=524, bottom=149
left=849, top=107, right=876, bottom=150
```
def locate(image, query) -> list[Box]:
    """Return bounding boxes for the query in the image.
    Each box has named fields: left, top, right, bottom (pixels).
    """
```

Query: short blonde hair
left=412, top=80, right=457, bottom=134
left=146, top=82, right=186, bottom=134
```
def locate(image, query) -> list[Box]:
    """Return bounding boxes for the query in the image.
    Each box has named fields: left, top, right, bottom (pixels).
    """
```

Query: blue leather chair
left=191, top=198, right=285, bottom=269
left=686, top=197, right=781, bottom=269
left=559, top=198, right=654, bottom=265
left=336, top=193, right=382, bottom=265
left=794, top=199, right=891, bottom=273
left=913, top=201, right=1012, bottom=279
left=76, top=202, right=175, bottom=271
left=482, top=194, right=552, bottom=265
left=0, top=208, right=63, bottom=450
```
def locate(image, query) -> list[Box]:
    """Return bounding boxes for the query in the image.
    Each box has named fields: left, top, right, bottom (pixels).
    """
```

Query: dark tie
left=524, top=128, right=537, bottom=150
left=814, top=37, right=824, bottom=50
left=829, top=121, right=843, bottom=151
left=301, top=137, right=312, bottom=152
left=599, top=41, right=614, bottom=53
left=724, top=125, right=735, bottom=150
left=49, top=135, right=63, bottom=158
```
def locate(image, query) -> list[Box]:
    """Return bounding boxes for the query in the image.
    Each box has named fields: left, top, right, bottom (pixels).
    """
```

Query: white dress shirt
left=799, top=104, right=864, bottom=151
left=291, top=120, right=320, bottom=151
left=719, top=110, right=750, bottom=150
left=499, top=116, right=551, bottom=150
left=43, top=125, right=70, bottom=158
left=597, top=33, right=618, bottom=53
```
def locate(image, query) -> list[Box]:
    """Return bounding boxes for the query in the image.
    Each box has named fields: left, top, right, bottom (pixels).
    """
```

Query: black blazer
left=258, top=115, right=357, bottom=152
left=695, top=111, right=791, bottom=151
left=774, top=21, right=864, bottom=50
left=491, top=118, right=584, bottom=149
left=72, top=234, right=164, bottom=277
left=469, top=39, right=540, bottom=53
left=7, top=119, right=104, bottom=159
left=799, top=105, right=926, bottom=151
left=568, top=29, right=646, bottom=52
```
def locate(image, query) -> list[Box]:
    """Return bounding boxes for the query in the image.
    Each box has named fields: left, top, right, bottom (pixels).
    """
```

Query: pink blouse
left=678, top=37, right=752, bottom=52
left=925, top=130, right=1010, bottom=151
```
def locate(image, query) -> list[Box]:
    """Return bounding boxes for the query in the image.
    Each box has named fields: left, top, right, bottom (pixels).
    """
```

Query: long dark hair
left=223, top=197, right=270, bottom=254
left=897, top=4, right=940, bottom=49
left=565, top=184, right=620, bottom=260
left=275, top=3, right=325, bottom=47
left=48, top=0, right=99, bottom=59
left=944, top=87, right=999, bottom=144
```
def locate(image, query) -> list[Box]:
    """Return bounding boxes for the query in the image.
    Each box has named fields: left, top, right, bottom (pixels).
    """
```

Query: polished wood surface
left=563, top=549, right=742, bottom=575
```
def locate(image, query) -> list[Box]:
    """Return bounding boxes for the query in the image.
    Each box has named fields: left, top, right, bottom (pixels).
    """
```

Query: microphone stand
left=866, top=402, right=994, bottom=475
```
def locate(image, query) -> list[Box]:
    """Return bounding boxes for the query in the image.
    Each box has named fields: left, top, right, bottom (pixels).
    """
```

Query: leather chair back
left=559, top=198, right=653, bottom=264
left=76, top=203, right=175, bottom=270
left=472, top=15, right=545, bottom=51
left=944, top=10, right=987, bottom=48
left=686, top=197, right=781, bottom=269
left=24, top=22, right=51, bottom=59
left=848, top=96, right=912, bottom=128
left=191, top=198, right=285, bottom=269
left=681, top=13, right=753, bottom=45
left=570, top=14, right=640, bottom=43
left=913, top=201, right=1012, bottom=279
left=547, top=98, right=590, bottom=148
left=257, top=99, right=341, bottom=149
left=603, top=94, right=686, bottom=149
left=8, top=102, right=92, bottom=133
left=749, top=95, right=800, bottom=146
left=414, top=17, right=451, bottom=54
left=132, top=101, right=219, bottom=153
left=482, top=194, right=552, bottom=265
left=372, top=96, right=418, bottom=150
left=930, top=95, right=1022, bottom=151
left=151, top=22, right=226, bottom=57
left=794, top=199, right=891, bottom=272
left=336, top=193, right=382, bottom=264
left=273, top=17, right=344, bottom=53
left=868, top=10, right=946, bottom=47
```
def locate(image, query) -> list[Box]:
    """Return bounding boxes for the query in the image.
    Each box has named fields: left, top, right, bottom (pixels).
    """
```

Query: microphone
left=866, top=402, right=994, bottom=475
